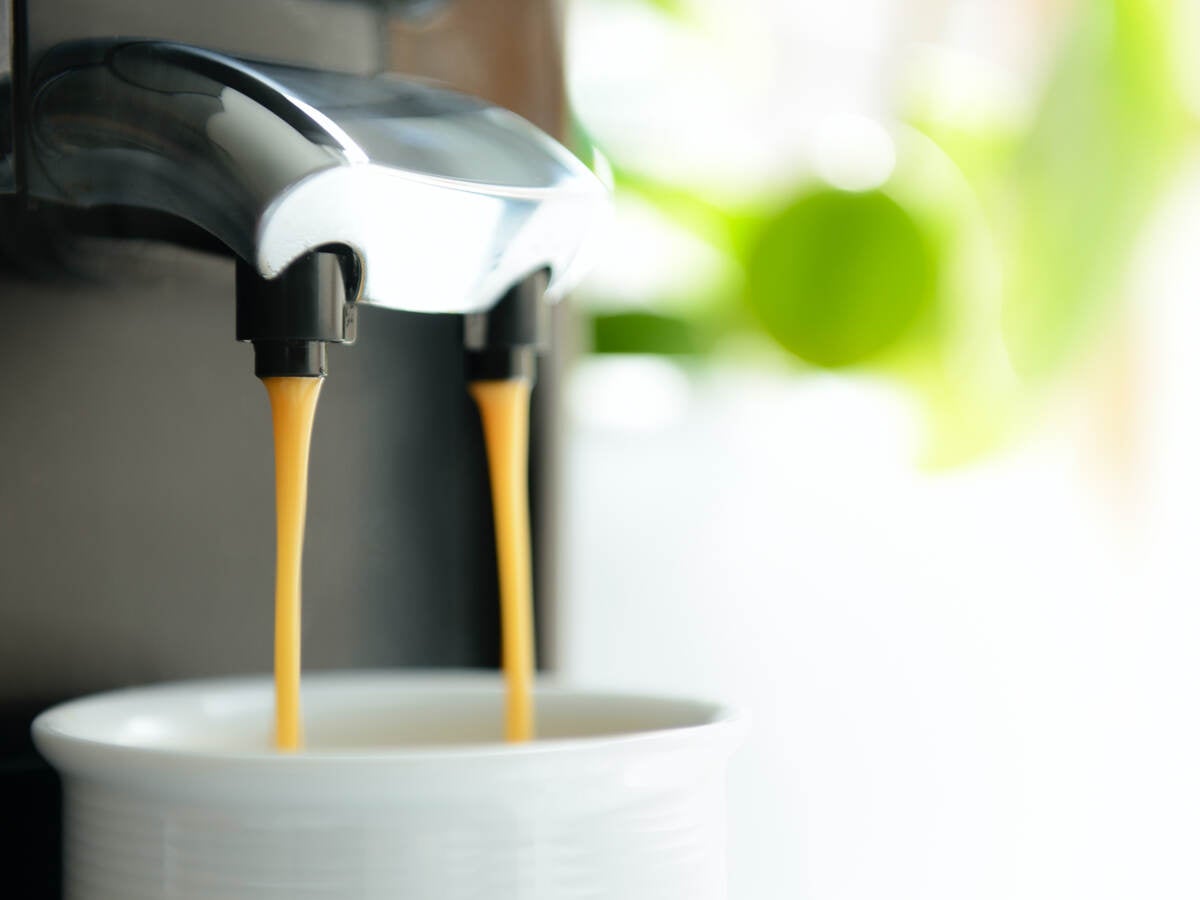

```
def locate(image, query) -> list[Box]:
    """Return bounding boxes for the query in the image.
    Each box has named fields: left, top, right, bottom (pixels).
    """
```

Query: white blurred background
left=556, top=0, right=1200, bottom=897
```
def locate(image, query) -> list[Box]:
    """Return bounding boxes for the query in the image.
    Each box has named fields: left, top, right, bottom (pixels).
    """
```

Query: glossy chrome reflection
left=28, top=40, right=607, bottom=313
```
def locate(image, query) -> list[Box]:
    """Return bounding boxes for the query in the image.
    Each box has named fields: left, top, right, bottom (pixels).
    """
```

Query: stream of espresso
left=469, top=378, right=536, bottom=742
left=263, top=375, right=324, bottom=751
left=262, top=372, right=533, bottom=748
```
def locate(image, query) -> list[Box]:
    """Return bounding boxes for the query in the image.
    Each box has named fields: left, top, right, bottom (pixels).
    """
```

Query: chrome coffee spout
left=24, top=39, right=606, bottom=373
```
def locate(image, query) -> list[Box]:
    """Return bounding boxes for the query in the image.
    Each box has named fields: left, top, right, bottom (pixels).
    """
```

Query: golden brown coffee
left=262, top=375, right=324, bottom=751
left=262, top=371, right=535, bottom=749
left=469, top=378, right=536, bottom=742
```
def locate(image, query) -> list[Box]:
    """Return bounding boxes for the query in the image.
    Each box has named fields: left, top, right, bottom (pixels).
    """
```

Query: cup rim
left=33, top=670, right=746, bottom=777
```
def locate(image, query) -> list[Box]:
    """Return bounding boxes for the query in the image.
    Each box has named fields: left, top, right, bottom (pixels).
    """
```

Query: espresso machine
left=0, top=1, right=604, bottom=895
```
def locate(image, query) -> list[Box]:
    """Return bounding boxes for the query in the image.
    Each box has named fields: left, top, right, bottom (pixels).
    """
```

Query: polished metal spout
left=26, top=40, right=606, bottom=315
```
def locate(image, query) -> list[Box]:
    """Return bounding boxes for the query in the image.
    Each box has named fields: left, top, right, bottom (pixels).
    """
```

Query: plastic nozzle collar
left=236, top=250, right=358, bottom=378
left=463, top=271, right=549, bottom=382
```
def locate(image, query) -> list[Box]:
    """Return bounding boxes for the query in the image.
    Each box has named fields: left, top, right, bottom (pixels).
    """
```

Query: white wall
left=557, top=160, right=1200, bottom=900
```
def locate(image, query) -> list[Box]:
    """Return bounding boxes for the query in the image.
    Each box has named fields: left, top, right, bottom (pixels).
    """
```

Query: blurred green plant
left=997, top=0, right=1191, bottom=378
left=592, top=309, right=715, bottom=355
left=744, top=189, right=937, bottom=367
left=581, top=0, right=1195, bottom=464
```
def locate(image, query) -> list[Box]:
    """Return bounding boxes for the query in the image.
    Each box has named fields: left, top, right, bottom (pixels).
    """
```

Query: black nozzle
left=236, top=250, right=359, bottom=378
left=250, top=341, right=328, bottom=378
left=463, top=271, right=549, bottom=382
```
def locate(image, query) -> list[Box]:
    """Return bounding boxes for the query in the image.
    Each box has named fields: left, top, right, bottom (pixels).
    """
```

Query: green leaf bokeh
left=580, top=0, right=1195, bottom=464
left=744, top=190, right=937, bottom=368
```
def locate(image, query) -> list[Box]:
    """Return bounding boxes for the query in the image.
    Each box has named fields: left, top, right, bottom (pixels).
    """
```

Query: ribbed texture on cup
left=63, top=777, right=728, bottom=900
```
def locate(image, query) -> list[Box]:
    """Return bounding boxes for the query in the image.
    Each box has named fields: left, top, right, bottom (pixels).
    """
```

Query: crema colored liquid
left=261, top=373, right=531, bottom=748
left=263, top=375, right=324, bottom=752
left=469, top=378, right=536, bottom=742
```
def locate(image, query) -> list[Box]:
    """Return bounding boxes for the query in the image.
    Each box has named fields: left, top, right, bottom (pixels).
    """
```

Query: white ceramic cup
left=33, top=671, right=744, bottom=900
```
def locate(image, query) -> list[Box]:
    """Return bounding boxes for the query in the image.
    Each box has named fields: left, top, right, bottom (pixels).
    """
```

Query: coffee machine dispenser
left=0, top=1, right=604, bottom=894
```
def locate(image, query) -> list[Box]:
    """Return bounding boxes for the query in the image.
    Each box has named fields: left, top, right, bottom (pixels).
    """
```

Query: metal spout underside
left=27, top=40, right=607, bottom=313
